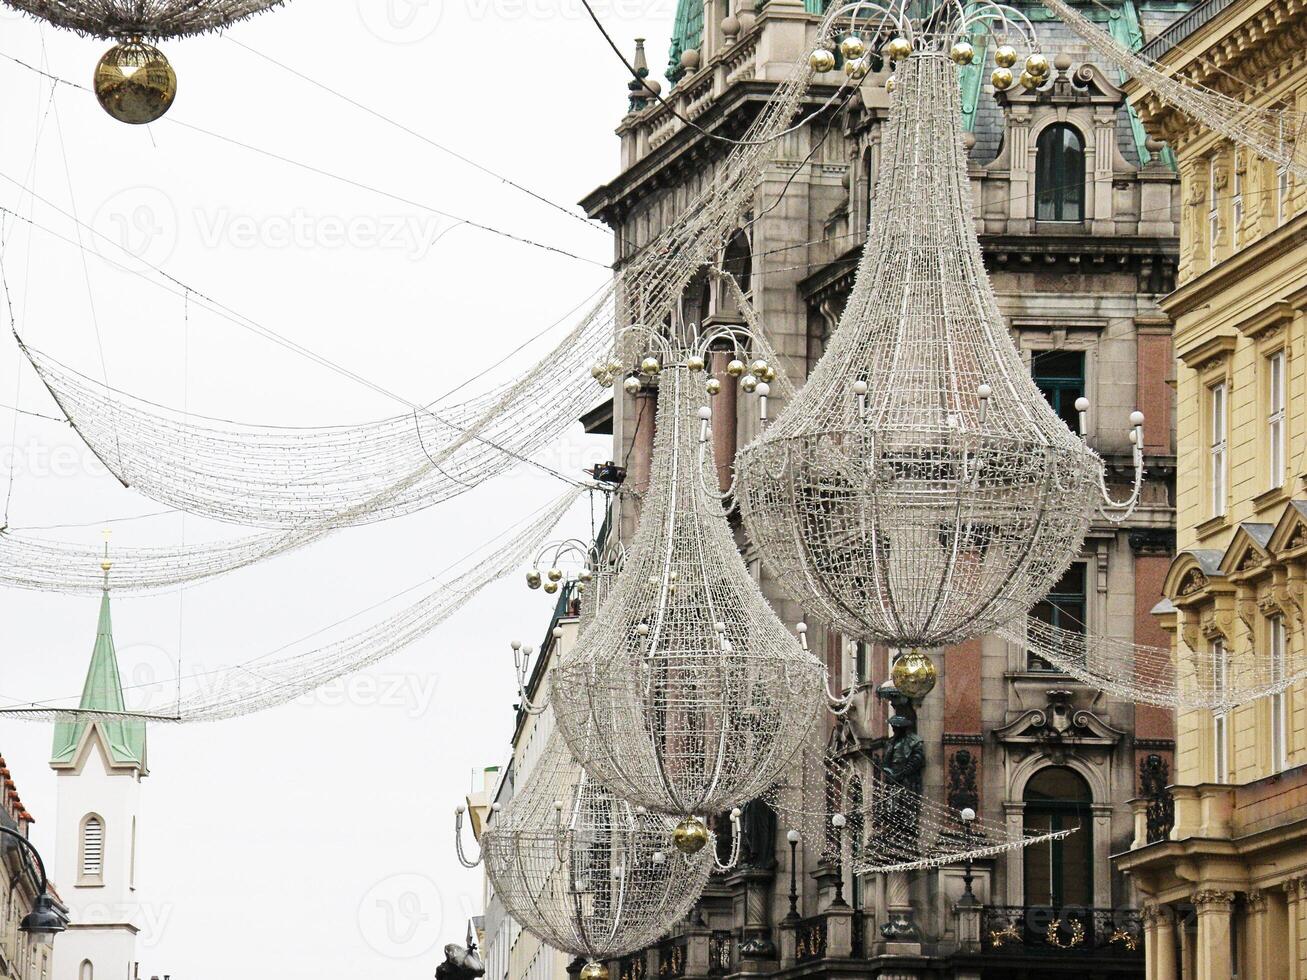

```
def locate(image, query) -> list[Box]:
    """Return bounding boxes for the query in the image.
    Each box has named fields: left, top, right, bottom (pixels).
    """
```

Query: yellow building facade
left=1117, top=0, right=1307, bottom=977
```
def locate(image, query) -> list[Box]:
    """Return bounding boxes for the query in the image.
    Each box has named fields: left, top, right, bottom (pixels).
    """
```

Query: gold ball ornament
left=950, top=41, right=975, bottom=65
left=526, top=569, right=543, bottom=590
left=687, top=354, right=706, bottom=372
left=1026, top=53, right=1050, bottom=77
left=760, top=365, right=777, bottom=383
left=991, top=67, right=1014, bottom=91
left=640, top=356, right=661, bottom=376
left=886, top=36, right=912, bottom=61
left=891, top=649, right=938, bottom=700
left=808, top=48, right=836, bottom=73
left=885, top=75, right=896, bottom=93
left=750, top=359, right=769, bottom=376
left=672, top=817, right=710, bottom=854
left=1019, top=69, right=1039, bottom=91
left=623, top=376, right=642, bottom=395
left=726, top=359, right=745, bottom=378
left=740, top=374, right=759, bottom=394
left=547, top=567, right=564, bottom=583
left=706, top=378, right=722, bottom=396
left=994, top=44, right=1019, bottom=68
left=543, top=581, right=560, bottom=595
left=839, top=35, right=866, bottom=60
left=580, top=964, right=609, bottom=980
left=844, top=57, right=869, bottom=80
left=94, top=40, right=177, bottom=125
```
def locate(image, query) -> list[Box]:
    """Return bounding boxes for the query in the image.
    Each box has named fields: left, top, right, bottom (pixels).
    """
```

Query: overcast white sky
left=0, top=1, right=671, bottom=974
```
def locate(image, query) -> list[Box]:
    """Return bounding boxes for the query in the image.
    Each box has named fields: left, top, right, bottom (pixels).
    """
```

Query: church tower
left=50, top=587, right=148, bottom=980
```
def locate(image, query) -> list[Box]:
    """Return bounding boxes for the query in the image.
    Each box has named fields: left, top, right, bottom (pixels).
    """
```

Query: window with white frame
left=1271, top=616, right=1288, bottom=773
left=1278, top=165, right=1290, bottom=225
left=79, top=815, right=104, bottom=881
left=1209, top=160, right=1220, bottom=262
left=1213, top=638, right=1229, bottom=783
left=1211, top=381, right=1227, bottom=517
left=1232, top=150, right=1243, bottom=246
left=1269, top=350, right=1287, bottom=488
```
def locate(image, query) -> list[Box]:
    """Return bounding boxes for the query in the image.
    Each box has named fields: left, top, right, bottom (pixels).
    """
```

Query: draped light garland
left=0, top=0, right=287, bottom=37
left=769, top=743, right=1074, bottom=875
left=1040, top=0, right=1307, bottom=181
left=735, top=13, right=1145, bottom=653
left=550, top=346, right=827, bottom=831
left=0, top=487, right=582, bottom=723
left=456, top=730, right=713, bottom=980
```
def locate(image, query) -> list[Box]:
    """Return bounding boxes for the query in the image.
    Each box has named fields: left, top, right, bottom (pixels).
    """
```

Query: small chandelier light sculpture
left=456, top=732, right=714, bottom=979
left=736, top=1, right=1145, bottom=650
left=551, top=341, right=827, bottom=831
left=2, top=1, right=289, bottom=123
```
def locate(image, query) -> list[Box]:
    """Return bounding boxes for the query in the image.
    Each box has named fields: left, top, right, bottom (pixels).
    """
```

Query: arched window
left=79, top=814, right=104, bottom=881
left=79, top=960, right=93, bottom=980
left=1023, top=767, right=1091, bottom=907
left=1035, top=124, right=1085, bottom=222
left=723, top=228, right=752, bottom=298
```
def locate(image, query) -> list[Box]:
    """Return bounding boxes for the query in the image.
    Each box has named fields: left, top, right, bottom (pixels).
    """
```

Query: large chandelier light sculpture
left=735, top=4, right=1144, bottom=650
left=456, top=731, right=714, bottom=980
left=550, top=340, right=827, bottom=838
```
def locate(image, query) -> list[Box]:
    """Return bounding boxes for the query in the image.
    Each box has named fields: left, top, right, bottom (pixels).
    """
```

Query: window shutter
left=81, top=817, right=104, bottom=878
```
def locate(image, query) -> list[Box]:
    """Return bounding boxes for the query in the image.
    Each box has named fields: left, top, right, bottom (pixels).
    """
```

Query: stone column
left=1244, top=889, right=1268, bottom=980
left=1286, top=878, right=1303, bottom=980
left=1193, top=889, right=1235, bottom=980
left=1143, top=903, right=1177, bottom=980
left=1091, top=803, right=1113, bottom=909
left=707, top=351, right=738, bottom=493
left=1092, top=109, right=1117, bottom=234
left=1004, top=802, right=1025, bottom=906
left=631, top=389, right=657, bottom=496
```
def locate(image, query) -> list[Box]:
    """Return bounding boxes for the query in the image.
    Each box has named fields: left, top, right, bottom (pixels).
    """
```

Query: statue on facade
left=879, top=715, right=926, bottom=833
left=739, top=798, right=778, bottom=871
left=436, top=942, right=486, bottom=980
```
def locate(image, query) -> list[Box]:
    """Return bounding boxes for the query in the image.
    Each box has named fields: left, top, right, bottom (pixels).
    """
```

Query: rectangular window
left=1269, top=351, right=1286, bottom=488
left=1029, top=563, right=1087, bottom=670
left=1209, top=160, right=1220, bottom=263
left=1271, top=617, right=1288, bottom=773
left=1278, top=166, right=1290, bottom=225
left=1232, top=150, right=1243, bottom=246
left=1031, top=349, right=1086, bottom=435
left=1210, top=382, right=1227, bottom=517
left=1213, top=639, right=1229, bottom=783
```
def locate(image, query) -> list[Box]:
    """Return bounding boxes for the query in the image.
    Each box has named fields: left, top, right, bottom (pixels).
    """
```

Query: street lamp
left=0, top=827, right=66, bottom=939
left=829, top=813, right=848, bottom=908
left=958, top=807, right=977, bottom=905
left=783, top=830, right=801, bottom=923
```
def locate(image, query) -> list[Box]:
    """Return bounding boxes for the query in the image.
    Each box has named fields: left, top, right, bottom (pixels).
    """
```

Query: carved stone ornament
left=1192, top=889, right=1236, bottom=910
left=1178, top=568, right=1208, bottom=597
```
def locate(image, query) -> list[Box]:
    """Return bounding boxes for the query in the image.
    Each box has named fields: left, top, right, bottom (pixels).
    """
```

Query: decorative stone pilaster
left=1142, top=903, right=1176, bottom=980
left=825, top=905, right=854, bottom=958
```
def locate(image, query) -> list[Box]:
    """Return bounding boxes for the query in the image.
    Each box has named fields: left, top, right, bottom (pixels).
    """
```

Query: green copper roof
left=51, top=591, right=147, bottom=770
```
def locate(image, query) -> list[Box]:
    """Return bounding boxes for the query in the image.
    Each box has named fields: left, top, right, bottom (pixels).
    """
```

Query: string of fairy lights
left=5, top=0, right=1307, bottom=968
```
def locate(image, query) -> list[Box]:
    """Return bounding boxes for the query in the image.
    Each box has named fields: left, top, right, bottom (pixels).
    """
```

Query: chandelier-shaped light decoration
left=456, top=731, right=713, bottom=979
left=550, top=346, right=828, bottom=826
left=736, top=6, right=1144, bottom=650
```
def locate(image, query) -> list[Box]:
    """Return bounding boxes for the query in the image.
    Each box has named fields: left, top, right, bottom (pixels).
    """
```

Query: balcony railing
left=655, top=939, right=686, bottom=980
left=795, top=915, right=827, bottom=963
left=707, top=930, right=733, bottom=976
left=981, top=906, right=1143, bottom=956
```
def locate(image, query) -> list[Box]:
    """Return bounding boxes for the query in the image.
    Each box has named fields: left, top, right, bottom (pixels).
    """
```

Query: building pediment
left=1268, top=501, right=1307, bottom=559
left=1164, top=549, right=1227, bottom=603
left=994, top=689, right=1126, bottom=748
left=1219, top=523, right=1276, bottom=579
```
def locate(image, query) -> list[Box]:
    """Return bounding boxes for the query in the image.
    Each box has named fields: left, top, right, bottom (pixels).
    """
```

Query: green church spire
left=51, top=589, right=148, bottom=771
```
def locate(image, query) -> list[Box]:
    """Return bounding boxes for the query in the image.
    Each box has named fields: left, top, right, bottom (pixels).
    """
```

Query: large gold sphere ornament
left=844, top=58, right=869, bottom=80
left=726, top=359, right=746, bottom=378
left=640, top=356, right=661, bottom=376
left=706, top=378, right=722, bottom=396
left=740, top=374, right=759, bottom=394
left=891, top=649, right=938, bottom=700
left=994, top=44, right=1019, bottom=68
left=808, top=48, right=836, bottom=73
left=991, top=67, right=1014, bottom=91
left=687, top=355, right=706, bottom=372
left=672, top=817, right=710, bottom=855
left=839, top=35, right=866, bottom=60
left=1019, top=70, right=1039, bottom=90
left=949, top=41, right=975, bottom=65
left=623, top=376, right=642, bottom=395
left=526, top=569, right=543, bottom=590
left=1026, top=53, right=1050, bottom=78
left=886, top=37, right=913, bottom=61
left=93, top=40, right=177, bottom=125
left=543, top=581, right=560, bottom=595
left=579, top=964, right=609, bottom=980
left=885, top=75, right=896, bottom=93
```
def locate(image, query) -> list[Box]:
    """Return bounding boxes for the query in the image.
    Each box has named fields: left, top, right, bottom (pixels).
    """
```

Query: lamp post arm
left=0, top=826, right=48, bottom=893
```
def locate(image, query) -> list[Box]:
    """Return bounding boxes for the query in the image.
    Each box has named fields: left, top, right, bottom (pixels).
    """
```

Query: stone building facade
left=1114, top=0, right=1307, bottom=977
left=569, top=0, right=1185, bottom=976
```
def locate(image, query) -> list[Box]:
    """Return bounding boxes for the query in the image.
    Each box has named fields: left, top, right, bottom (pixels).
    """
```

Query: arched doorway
left=1022, top=766, right=1092, bottom=907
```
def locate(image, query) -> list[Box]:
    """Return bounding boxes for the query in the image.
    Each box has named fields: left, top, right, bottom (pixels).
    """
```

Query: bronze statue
left=879, top=715, right=926, bottom=833
left=436, top=942, right=486, bottom=980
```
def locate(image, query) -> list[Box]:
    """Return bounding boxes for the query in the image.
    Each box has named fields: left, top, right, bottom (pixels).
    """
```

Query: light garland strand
left=0, top=486, right=582, bottom=722
left=0, top=0, right=288, bottom=38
